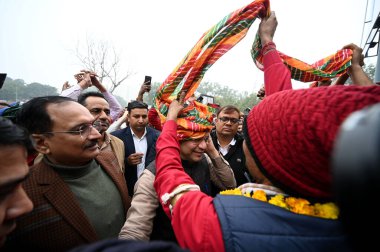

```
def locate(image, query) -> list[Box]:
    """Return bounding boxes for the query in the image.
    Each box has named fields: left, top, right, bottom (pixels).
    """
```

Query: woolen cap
left=244, top=85, right=380, bottom=200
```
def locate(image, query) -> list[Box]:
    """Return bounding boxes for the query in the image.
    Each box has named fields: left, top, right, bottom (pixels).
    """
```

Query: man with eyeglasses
left=4, top=96, right=131, bottom=251
left=77, top=92, right=125, bottom=173
left=119, top=97, right=235, bottom=242
left=211, top=105, right=252, bottom=186
left=111, top=100, right=160, bottom=197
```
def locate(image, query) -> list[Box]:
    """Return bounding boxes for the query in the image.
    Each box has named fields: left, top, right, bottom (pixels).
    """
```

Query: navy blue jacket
left=214, top=194, right=352, bottom=252
left=111, top=126, right=160, bottom=197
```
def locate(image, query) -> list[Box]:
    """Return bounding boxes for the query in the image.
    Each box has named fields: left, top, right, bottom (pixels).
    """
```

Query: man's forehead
left=86, top=96, right=109, bottom=106
left=47, top=102, right=94, bottom=123
left=219, top=110, right=239, bottom=118
left=129, top=108, right=148, bottom=115
left=87, top=103, right=110, bottom=110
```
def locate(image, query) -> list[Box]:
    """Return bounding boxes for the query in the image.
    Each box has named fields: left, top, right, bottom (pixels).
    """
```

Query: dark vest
left=148, top=155, right=217, bottom=243
left=213, top=194, right=352, bottom=252
left=210, top=130, right=252, bottom=186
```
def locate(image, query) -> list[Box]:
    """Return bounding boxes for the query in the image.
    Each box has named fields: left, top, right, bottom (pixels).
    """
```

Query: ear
left=31, top=134, right=51, bottom=154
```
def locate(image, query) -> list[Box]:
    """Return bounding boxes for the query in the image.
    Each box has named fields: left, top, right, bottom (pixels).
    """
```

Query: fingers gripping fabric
left=154, top=0, right=353, bottom=135
left=153, top=0, right=270, bottom=132
left=251, top=32, right=353, bottom=82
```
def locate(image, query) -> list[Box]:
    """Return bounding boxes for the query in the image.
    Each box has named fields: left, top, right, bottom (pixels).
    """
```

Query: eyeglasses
left=218, top=117, right=240, bottom=124
left=42, top=123, right=96, bottom=139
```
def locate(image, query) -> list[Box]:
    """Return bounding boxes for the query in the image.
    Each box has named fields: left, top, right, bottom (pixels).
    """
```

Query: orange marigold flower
left=268, top=194, right=288, bottom=209
left=314, top=203, right=339, bottom=219
left=220, top=189, right=339, bottom=219
left=252, top=190, right=267, bottom=202
left=220, top=188, right=242, bottom=196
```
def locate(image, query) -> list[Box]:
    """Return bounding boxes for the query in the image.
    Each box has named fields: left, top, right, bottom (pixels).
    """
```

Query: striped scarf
left=251, top=35, right=353, bottom=82
left=154, top=0, right=352, bottom=138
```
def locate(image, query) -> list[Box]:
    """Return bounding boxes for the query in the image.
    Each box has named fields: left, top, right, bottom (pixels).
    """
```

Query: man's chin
left=190, top=154, right=203, bottom=162
left=85, top=145, right=100, bottom=156
left=221, top=131, right=235, bottom=136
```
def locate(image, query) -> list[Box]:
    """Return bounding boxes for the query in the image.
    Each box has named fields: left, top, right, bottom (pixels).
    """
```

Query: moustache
left=83, top=140, right=98, bottom=149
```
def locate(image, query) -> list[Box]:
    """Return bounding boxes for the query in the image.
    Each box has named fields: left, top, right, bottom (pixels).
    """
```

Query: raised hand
left=205, top=136, right=219, bottom=159
left=343, top=43, right=373, bottom=86
left=61, top=81, right=72, bottom=91
left=76, top=72, right=92, bottom=89
left=343, top=43, right=364, bottom=68
left=136, top=82, right=151, bottom=101
left=257, top=85, right=265, bottom=100
left=167, top=91, right=186, bottom=121
left=259, top=11, right=278, bottom=46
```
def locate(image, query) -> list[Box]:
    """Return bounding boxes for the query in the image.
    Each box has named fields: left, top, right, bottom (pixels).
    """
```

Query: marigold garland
left=220, top=188, right=338, bottom=219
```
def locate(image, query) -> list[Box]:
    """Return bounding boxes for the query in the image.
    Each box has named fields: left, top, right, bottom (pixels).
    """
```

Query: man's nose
left=98, top=110, right=109, bottom=119
left=88, top=126, right=102, bottom=139
left=198, top=140, right=207, bottom=150
left=138, top=117, right=144, bottom=123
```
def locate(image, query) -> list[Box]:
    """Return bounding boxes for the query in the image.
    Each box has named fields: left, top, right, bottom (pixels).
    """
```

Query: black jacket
left=210, top=129, right=252, bottom=186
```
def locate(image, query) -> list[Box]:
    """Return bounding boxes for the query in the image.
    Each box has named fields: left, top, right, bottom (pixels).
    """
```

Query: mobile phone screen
left=0, top=73, right=6, bottom=90
left=144, top=76, right=152, bottom=85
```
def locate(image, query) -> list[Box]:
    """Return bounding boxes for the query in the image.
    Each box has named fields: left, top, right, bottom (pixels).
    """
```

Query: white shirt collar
left=130, top=127, right=147, bottom=140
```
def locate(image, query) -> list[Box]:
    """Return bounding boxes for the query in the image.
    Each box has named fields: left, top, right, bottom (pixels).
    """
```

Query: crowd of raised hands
left=61, top=70, right=107, bottom=92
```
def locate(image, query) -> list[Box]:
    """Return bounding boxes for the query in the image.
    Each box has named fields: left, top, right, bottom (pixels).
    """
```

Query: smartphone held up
left=144, top=75, right=152, bottom=85
left=143, top=75, right=152, bottom=93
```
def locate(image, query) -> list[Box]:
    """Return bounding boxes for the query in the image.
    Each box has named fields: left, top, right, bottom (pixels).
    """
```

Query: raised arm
left=107, top=109, right=128, bottom=133
left=205, top=137, right=236, bottom=189
left=154, top=94, right=196, bottom=216
left=259, top=11, right=292, bottom=95
left=153, top=94, right=224, bottom=250
left=136, top=81, right=152, bottom=102
left=60, top=72, right=92, bottom=99
left=344, top=43, right=374, bottom=86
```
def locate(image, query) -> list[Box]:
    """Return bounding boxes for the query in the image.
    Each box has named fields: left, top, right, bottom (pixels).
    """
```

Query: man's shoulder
left=146, top=126, right=161, bottom=136
left=111, top=127, right=130, bottom=138
left=29, top=161, right=50, bottom=176
left=23, top=162, right=62, bottom=194
left=108, top=132, right=124, bottom=144
left=234, top=132, right=244, bottom=143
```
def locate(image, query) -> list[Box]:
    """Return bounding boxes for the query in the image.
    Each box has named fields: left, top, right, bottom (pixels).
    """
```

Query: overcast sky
left=0, top=0, right=377, bottom=101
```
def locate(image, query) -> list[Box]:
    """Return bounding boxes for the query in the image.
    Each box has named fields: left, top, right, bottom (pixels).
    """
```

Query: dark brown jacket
left=3, top=154, right=131, bottom=252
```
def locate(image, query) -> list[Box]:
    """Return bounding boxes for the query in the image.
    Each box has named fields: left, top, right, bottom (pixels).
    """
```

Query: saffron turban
left=175, top=101, right=215, bottom=141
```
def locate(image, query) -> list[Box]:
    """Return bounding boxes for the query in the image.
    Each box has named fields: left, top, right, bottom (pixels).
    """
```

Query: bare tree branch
left=75, top=36, right=134, bottom=93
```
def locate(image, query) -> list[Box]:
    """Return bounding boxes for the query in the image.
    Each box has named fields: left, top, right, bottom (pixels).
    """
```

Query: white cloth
left=130, top=128, right=147, bottom=179
left=218, top=137, right=236, bottom=156
left=238, top=183, right=286, bottom=196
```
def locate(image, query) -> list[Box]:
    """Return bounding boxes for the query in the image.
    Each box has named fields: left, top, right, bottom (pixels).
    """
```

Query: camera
left=332, top=103, right=380, bottom=251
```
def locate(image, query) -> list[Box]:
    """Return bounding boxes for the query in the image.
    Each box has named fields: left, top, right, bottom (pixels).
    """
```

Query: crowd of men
left=0, top=8, right=379, bottom=252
